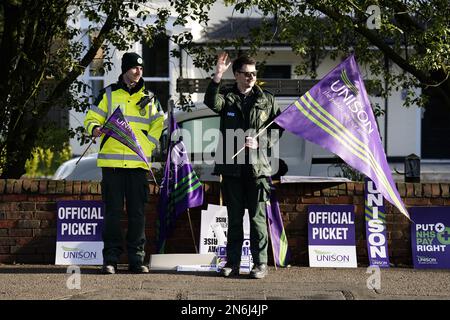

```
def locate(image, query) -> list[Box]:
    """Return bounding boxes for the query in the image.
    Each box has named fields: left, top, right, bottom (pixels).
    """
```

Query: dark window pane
left=142, top=35, right=169, bottom=77
left=90, top=80, right=104, bottom=102
left=145, top=81, right=169, bottom=112
left=258, top=65, right=291, bottom=79
left=421, top=89, right=450, bottom=159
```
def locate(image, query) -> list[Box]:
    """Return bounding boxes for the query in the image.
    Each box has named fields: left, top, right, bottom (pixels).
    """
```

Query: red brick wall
left=0, top=179, right=448, bottom=266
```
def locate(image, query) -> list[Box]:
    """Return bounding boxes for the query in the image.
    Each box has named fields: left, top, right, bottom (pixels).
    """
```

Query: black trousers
left=101, top=168, right=148, bottom=266
left=221, top=170, right=271, bottom=266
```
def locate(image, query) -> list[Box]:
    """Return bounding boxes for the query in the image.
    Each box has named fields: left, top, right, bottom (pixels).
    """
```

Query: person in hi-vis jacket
left=84, top=52, right=164, bottom=274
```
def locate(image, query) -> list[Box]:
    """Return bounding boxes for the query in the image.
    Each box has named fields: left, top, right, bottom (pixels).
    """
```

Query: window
left=142, top=35, right=170, bottom=111
left=142, top=35, right=169, bottom=77
left=258, top=65, right=291, bottom=79
left=90, top=80, right=104, bottom=102
left=145, top=82, right=169, bottom=111
left=179, top=117, right=220, bottom=155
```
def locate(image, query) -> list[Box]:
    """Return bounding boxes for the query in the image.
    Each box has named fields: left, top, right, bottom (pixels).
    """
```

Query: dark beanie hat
left=121, top=52, right=144, bottom=74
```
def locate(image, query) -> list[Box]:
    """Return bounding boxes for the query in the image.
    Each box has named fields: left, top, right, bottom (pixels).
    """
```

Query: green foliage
left=2, top=0, right=448, bottom=179
left=24, top=143, right=72, bottom=178
left=0, top=0, right=218, bottom=178
left=208, top=0, right=449, bottom=109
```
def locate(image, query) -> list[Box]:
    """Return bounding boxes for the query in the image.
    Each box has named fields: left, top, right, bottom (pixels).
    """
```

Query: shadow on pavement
left=0, top=266, right=100, bottom=274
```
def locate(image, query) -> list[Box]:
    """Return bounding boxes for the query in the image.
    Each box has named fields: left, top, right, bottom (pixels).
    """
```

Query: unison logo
left=329, top=72, right=375, bottom=135
left=317, top=254, right=350, bottom=262
left=314, top=250, right=350, bottom=262
left=417, top=256, right=437, bottom=264
left=62, top=246, right=97, bottom=260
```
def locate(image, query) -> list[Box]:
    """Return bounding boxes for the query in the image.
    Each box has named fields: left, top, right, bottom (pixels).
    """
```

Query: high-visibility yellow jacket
left=84, top=77, right=164, bottom=170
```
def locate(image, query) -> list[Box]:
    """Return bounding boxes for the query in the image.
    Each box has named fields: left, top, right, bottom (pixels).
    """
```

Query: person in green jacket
left=84, top=52, right=164, bottom=274
left=204, top=52, right=282, bottom=279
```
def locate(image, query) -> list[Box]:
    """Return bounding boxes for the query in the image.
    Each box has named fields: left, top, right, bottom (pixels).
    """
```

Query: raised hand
left=213, top=52, right=231, bottom=83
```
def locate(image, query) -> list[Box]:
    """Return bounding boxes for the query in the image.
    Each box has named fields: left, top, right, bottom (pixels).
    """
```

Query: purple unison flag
left=157, top=111, right=204, bottom=253
left=273, top=55, right=409, bottom=220
left=266, top=182, right=290, bottom=267
left=100, top=107, right=150, bottom=168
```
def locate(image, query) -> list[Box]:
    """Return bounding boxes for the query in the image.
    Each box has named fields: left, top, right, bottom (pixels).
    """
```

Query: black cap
left=121, top=52, right=144, bottom=74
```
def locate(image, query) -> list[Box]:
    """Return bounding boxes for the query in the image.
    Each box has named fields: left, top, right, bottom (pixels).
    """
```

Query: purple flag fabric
left=274, top=55, right=409, bottom=220
left=266, top=182, right=290, bottom=267
left=157, top=111, right=204, bottom=253
left=99, top=107, right=150, bottom=168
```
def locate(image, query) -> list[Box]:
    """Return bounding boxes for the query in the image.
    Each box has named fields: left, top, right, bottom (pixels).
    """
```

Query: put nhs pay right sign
left=308, top=205, right=357, bottom=268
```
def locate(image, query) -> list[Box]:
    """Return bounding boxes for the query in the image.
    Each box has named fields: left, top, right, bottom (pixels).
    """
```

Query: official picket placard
left=364, top=178, right=390, bottom=268
left=308, top=205, right=357, bottom=268
left=411, top=207, right=450, bottom=269
left=55, top=200, right=104, bottom=265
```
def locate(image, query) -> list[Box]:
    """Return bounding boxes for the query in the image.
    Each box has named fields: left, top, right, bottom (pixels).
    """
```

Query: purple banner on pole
left=273, top=55, right=409, bottom=221
left=157, top=111, right=204, bottom=253
left=308, top=205, right=355, bottom=246
left=411, top=207, right=450, bottom=269
left=56, top=201, right=104, bottom=242
left=365, top=177, right=390, bottom=268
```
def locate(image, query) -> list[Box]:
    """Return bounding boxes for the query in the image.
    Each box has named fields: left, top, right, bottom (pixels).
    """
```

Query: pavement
left=0, top=264, right=449, bottom=301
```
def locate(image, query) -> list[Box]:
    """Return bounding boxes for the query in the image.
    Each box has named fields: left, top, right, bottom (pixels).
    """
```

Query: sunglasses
left=237, top=70, right=257, bottom=78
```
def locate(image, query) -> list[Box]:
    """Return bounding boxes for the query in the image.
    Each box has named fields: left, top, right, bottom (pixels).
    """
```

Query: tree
left=0, top=0, right=214, bottom=178
left=216, top=0, right=449, bottom=108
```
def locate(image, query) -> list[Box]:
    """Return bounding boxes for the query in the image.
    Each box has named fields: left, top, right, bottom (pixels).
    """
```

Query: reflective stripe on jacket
left=84, top=77, right=164, bottom=170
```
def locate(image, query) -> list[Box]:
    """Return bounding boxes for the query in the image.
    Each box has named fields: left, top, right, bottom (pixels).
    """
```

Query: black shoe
left=128, top=265, right=149, bottom=274
left=250, top=264, right=268, bottom=279
left=101, top=264, right=117, bottom=274
left=220, top=264, right=239, bottom=277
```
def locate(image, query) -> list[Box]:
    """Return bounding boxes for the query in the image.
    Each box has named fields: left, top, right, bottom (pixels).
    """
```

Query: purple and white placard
left=55, top=200, right=104, bottom=265
left=308, top=205, right=357, bottom=268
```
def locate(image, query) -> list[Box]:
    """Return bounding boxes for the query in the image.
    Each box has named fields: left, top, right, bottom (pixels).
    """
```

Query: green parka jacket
left=204, top=80, right=283, bottom=178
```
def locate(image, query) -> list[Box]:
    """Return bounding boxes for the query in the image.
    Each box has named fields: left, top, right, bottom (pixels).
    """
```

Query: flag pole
left=231, top=119, right=275, bottom=160
left=147, top=163, right=159, bottom=186
left=75, top=137, right=96, bottom=165
left=219, top=174, right=223, bottom=206
left=267, top=183, right=278, bottom=271
left=187, top=208, right=198, bottom=253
